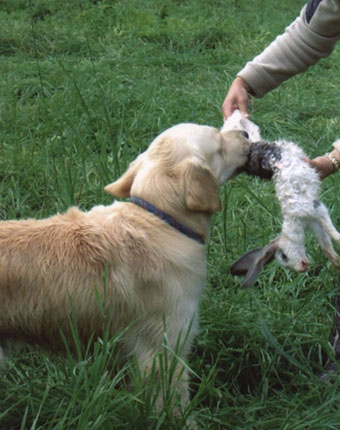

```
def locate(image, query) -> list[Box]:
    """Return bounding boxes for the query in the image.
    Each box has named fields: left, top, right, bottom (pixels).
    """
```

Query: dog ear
left=105, top=154, right=144, bottom=197
left=230, top=240, right=278, bottom=288
left=181, top=159, right=221, bottom=214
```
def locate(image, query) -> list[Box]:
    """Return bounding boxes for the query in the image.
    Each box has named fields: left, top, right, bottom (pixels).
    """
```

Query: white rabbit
left=223, top=112, right=340, bottom=287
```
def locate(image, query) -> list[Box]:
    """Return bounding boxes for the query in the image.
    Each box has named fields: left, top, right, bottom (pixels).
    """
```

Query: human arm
left=222, top=0, right=340, bottom=118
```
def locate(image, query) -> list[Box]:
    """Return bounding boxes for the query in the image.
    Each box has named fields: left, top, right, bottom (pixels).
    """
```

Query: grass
left=1, top=0, right=340, bottom=428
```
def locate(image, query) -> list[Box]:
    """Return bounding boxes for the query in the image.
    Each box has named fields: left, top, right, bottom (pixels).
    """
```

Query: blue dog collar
left=129, top=196, right=205, bottom=245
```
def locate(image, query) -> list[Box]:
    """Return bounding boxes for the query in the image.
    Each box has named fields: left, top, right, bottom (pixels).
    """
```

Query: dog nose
left=241, top=131, right=249, bottom=139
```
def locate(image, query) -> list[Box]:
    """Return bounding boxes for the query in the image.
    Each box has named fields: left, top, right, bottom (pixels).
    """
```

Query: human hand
left=222, top=77, right=251, bottom=119
left=307, top=151, right=340, bottom=180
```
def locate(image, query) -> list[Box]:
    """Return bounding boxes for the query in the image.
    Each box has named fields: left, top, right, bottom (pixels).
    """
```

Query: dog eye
left=241, top=131, right=249, bottom=139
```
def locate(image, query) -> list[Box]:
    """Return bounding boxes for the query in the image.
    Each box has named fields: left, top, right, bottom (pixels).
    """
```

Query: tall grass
left=1, top=0, right=340, bottom=428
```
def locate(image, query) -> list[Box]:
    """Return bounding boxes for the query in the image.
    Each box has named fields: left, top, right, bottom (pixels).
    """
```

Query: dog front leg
left=126, top=316, right=194, bottom=414
left=133, top=340, right=191, bottom=409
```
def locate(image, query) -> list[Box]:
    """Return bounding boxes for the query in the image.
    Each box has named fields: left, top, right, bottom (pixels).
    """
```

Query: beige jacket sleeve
left=238, top=0, right=340, bottom=98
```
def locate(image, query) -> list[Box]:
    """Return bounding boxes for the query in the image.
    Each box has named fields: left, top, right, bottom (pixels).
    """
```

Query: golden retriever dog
left=0, top=123, right=250, bottom=412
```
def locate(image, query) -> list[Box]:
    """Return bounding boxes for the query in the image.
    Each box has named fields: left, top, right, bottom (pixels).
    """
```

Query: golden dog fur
left=0, top=123, right=250, bottom=409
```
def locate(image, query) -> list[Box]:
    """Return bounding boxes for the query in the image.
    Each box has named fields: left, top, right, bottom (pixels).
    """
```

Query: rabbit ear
left=230, top=240, right=278, bottom=288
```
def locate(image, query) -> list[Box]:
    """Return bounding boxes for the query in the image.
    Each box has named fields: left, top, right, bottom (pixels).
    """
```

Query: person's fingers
left=238, top=98, right=250, bottom=118
left=222, top=99, right=234, bottom=118
left=306, top=155, right=334, bottom=180
left=222, top=97, right=249, bottom=119
left=222, top=77, right=251, bottom=119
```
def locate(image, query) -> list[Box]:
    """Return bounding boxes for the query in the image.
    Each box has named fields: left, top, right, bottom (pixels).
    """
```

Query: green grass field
left=1, top=0, right=340, bottom=428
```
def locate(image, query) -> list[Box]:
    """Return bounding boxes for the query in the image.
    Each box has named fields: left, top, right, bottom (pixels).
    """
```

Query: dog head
left=105, top=123, right=250, bottom=215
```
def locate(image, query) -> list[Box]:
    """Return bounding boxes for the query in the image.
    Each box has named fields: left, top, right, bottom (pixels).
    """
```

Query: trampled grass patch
left=1, top=0, right=340, bottom=428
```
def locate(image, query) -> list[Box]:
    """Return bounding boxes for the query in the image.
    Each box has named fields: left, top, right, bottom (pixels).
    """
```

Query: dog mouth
left=245, top=141, right=282, bottom=179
